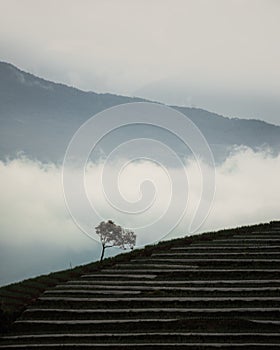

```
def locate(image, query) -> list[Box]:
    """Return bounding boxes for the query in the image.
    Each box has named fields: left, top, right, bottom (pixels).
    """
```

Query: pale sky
left=1, top=0, right=280, bottom=123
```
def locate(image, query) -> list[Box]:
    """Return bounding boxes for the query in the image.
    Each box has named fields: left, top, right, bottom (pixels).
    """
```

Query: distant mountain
left=1, top=61, right=280, bottom=163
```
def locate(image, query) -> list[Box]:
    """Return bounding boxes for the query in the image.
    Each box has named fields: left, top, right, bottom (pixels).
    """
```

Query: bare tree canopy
left=95, top=220, right=136, bottom=261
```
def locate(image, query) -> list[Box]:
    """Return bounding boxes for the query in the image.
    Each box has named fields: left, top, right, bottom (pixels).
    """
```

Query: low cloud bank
left=200, top=147, right=280, bottom=232
left=0, top=148, right=279, bottom=285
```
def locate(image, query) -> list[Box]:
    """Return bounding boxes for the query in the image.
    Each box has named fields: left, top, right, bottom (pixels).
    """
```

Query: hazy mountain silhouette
left=1, top=61, right=280, bottom=163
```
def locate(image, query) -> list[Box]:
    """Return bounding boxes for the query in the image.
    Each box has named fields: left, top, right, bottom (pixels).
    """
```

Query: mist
left=0, top=147, right=279, bottom=286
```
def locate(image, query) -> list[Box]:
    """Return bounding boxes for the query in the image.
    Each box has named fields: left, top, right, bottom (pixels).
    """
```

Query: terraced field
left=1, top=222, right=280, bottom=349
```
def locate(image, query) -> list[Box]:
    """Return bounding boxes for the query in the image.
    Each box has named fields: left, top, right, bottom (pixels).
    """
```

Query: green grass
left=0, top=220, right=276, bottom=333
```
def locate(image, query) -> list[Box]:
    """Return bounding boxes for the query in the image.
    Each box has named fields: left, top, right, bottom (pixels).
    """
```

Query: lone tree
left=95, top=220, right=136, bottom=261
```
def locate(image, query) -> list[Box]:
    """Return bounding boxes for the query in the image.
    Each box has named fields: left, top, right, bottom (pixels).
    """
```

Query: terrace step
left=15, top=318, right=181, bottom=324
left=114, top=264, right=199, bottom=268
left=3, top=332, right=280, bottom=340
left=208, top=239, right=280, bottom=243
left=131, top=259, right=280, bottom=263
left=233, top=235, right=280, bottom=238
left=189, top=242, right=280, bottom=247
left=101, top=269, right=280, bottom=272
left=38, top=296, right=280, bottom=302
left=21, top=307, right=280, bottom=316
left=51, top=285, right=280, bottom=292
left=251, top=320, right=280, bottom=325
left=81, top=274, right=157, bottom=279
left=171, top=246, right=280, bottom=250
left=65, top=279, right=280, bottom=286
left=10, top=324, right=280, bottom=340
left=1, top=342, right=280, bottom=349
left=252, top=230, right=280, bottom=233
left=44, top=290, right=142, bottom=295
left=2, top=332, right=280, bottom=349
left=152, top=252, right=280, bottom=256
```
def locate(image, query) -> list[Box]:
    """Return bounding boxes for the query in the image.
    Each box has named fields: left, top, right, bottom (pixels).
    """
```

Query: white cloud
left=202, top=147, right=280, bottom=231
left=0, top=157, right=85, bottom=248
left=0, top=147, right=279, bottom=285
left=1, top=149, right=280, bottom=245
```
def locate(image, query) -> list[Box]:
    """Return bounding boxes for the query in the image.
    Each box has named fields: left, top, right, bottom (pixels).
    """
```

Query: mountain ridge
left=1, top=61, right=280, bottom=163
left=2, top=60, right=278, bottom=126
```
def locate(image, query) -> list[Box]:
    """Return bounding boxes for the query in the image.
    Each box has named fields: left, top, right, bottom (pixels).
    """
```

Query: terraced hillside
left=1, top=222, right=280, bottom=349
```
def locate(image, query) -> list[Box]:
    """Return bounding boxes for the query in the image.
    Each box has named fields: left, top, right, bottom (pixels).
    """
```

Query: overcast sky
left=0, top=0, right=280, bottom=124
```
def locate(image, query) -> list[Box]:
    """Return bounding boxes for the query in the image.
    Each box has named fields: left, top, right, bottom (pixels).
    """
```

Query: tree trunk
left=100, top=244, right=105, bottom=261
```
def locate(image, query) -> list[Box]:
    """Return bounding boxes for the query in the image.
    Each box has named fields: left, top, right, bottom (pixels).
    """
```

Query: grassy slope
left=0, top=221, right=274, bottom=332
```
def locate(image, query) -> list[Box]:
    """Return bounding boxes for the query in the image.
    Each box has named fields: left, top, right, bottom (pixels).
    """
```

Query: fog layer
left=0, top=147, right=279, bottom=285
